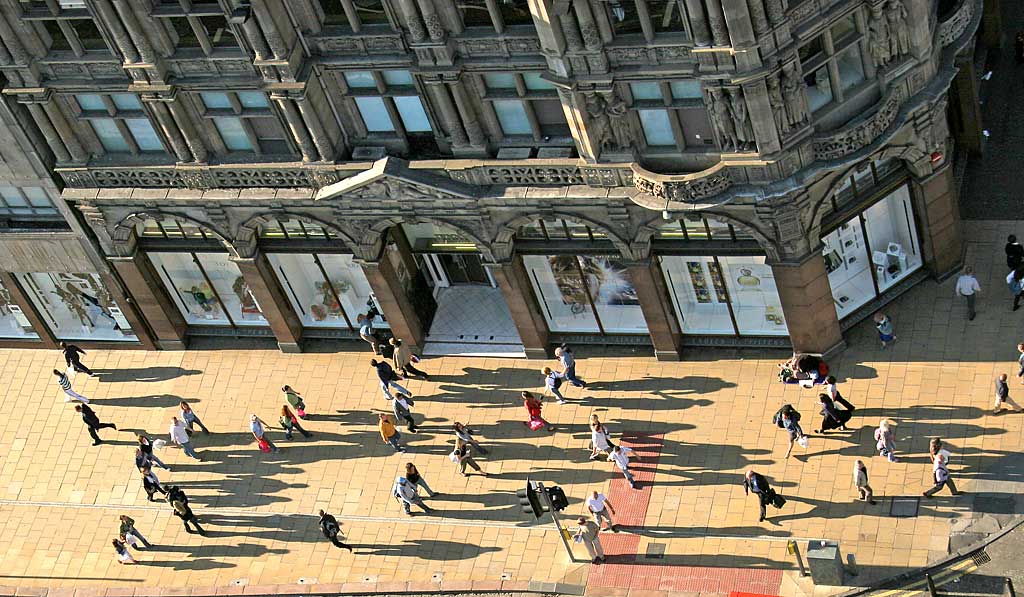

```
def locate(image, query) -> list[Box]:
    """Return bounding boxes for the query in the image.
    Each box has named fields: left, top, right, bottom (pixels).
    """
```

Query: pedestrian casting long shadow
left=133, top=558, right=235, bottom=571
left=143, top=542, right=288, bottom=559
left=598, top=552, right=789, bottom=568
left=355, top=539, right=501, bottom=560
left=586, top=375, right=737, bottom=395
left=88, top=394, right=197, bottom=408
left=96, top=366, right=203, bottom=383
left=622, top=523, right=793, bottom=540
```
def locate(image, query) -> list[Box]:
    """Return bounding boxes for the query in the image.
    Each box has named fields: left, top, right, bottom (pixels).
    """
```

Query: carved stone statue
left=780, top=63, right=809, bottom=129
left=887, top=0, right=911, bottom=58
left=727, top=88, right=755, bottom=150
left=707, top=88, right=738, bottom=152
left=767, top=73, right=788, bottom=135
left=584, top=90, right=637, bottom=154
left=868, top=3, right=892, bottom=68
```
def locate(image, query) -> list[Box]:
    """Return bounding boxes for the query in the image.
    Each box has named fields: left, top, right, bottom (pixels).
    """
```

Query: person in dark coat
left=318, top=510, right=353, bottom=551
left=743, top=470, right=776, bottom=522
left=815, top=393, right=852, bottom=433
left=61, top=342, right=95, bottom=376
left=75, top=403, right=115, bottom=445
left=167, top=486, right=205, bottom=534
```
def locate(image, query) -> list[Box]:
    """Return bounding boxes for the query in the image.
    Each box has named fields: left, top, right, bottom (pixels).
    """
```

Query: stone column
left=627, top=260, right=682, bottom=361
left=149, top=101, right=192, bottom=163
left=360, top=258, right=426, bottom=354
left=909, top=163, right=963, bottom=280
left=448, top=80, right=487, bottom=148
left=394, top=0, right=427, bottom=42
left=295, top=97, right=336, bottom=162
left=684, top=0, right=712, bottom=46
left=241, top=16, right=272, bottom=61
left=251, top=0, right=289, bottom=59
left=107, top=252, right=188, bottom=350
left=745, top=81, right=780, bottom=154
left=26, top=103, right=71, bottom=163
left=573, top=0, right=604, bottom=50
left=275, top=97, right=317, bottom=162
left=949, top=56, right=984, bottom=156
left=92, top=0, right=140, bottom=63
left=43, top=101, right=88, bottom=162
left=770, top=252, right=844, bottom=355
left=166, top=98, right=209, bottom=163
left=0, top=271, right=58, bottom=348
left=98, top=271, right=157, bottom=350
left=110, top=0, right=156, bottom=63
left=490, top=257, right=550, bottom=359
left=425, top=81, right=469, bottom=146
left=703, top=0, right=730, bottom=45
left=416, top=0, right=446, bottom=41
left=232, top=252, right=303, bottom=353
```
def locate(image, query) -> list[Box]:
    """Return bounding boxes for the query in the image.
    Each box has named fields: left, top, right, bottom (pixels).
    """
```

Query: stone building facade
left=0, top=0, right=986, bottom=358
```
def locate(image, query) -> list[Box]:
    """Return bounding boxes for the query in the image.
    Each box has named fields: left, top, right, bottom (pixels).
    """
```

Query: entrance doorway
left=399, top=223, right=523, bottom=355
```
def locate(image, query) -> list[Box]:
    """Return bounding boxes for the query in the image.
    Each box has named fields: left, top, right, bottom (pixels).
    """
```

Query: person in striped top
left=53, top=369, right=89, bottom=404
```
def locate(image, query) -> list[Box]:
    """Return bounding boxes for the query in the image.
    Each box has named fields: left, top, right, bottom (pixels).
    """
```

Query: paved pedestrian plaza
left=0, top=222, right=1022, bottom=597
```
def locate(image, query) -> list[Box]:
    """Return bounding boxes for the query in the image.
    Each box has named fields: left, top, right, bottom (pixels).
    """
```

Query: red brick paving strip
left=585, top=433, right=783, bottom=596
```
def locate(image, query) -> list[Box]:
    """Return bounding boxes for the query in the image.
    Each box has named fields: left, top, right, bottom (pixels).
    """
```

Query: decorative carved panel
left=633, top=171, right=733, bottom=204
left=315, top=35, right=405, bottom=54
left=811, top=86, right=907, bottom=161
left=937, top=0, right=975, bottom=46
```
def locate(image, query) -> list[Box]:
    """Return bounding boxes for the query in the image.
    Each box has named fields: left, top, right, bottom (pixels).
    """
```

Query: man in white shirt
left=392, top=477, right=433, bottom=516
left=585, top=490, right=619, bottom=532
left=609, top=445, right=639, bottom=489
left=955, top=266, right=981, bottom=321
left=169, top=417, right=200, bottom=459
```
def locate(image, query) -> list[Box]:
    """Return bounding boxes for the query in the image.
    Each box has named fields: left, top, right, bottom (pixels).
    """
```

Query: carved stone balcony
left=937, top=0, right=976, bottom=47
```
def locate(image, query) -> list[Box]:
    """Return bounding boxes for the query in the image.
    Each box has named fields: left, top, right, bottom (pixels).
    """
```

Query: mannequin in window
left=233, top=276, right=261, bottom=315
left=53, top=282, right=92, bottom=327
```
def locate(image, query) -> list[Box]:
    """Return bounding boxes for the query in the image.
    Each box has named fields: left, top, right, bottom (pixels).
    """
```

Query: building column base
left=278, top=341, right=302, bottom=353
left=911, top=163, right=964, bottom=280
left=232, top=252, right=304, bottom=352
left=157, top=339, right=187, bottom=351
left=771, top=253, right=844, bottom=355
left=108, top=252, right=188, bottom=350
left=628, top=260, right=682, bottom=361
left=360, top=256, right=426, bottom=354
left=490, top=257, right=550, bottom=359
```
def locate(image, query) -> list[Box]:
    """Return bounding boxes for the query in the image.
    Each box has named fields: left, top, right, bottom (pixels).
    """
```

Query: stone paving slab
left=0, top=220, right=1021, bottom=595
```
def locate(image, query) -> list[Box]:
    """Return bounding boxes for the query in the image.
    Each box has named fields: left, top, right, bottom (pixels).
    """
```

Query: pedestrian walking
left=318, top=510, right=353, bottom=551
left=282, top=385, right=309, bottom=418
left=75, top=403, right=115, bottom=445
left=451, top=442, right=487, bottom=477
left=393, top=476, right=433, bottom=515
left=169, top=416, right=200, bottom=459
left=372, top=359, right=412, bottom=399
left=379, top=413, right=405, bottom=453
left=1008, top=266, right=1024, bottom=311
left=590, top=416, right=615, bottom=460
left=522, top=391, right=554, bottom=431
left=453, top=422, right=486, bottom=454
left=391, top=338, right=428, bottom=379
left=250, top=414, right=279, bottom=453
left=405, top=462, right=437, bottom=497
left=873, top=312, right=897, bottom=348
left=541, top=366, right=568, bottom=404
left=53, top=369, right=89, bottom=404
left=814, top=393, right=852, bottom=433
left=555, top=344, right=587, bottom=388
left=609, top=444, right=638, bottom=489
left=1007, top=235, right=1023, bottom=270
left=955, top=266, right=981, bottom=321
left=167, top=485, right=205, bottom=534
left=743, top=470, right=780, bottom=523
left=585, top=490, right=619, bottom=531
left=392, top=394, right=419, bottom=433
left=823, top=376, right=856, bottom=411
left=61, top=342, right=95, bottom=376
left=874, top=418, right=898, bottom=462
left=853, top=459, right=876, bottom=504
left=179, top=401, right=209, bottom=434
left=136, top=434, right=169, bottom=470
left=119, top=514, right=151, bottom=548
left=994, top=373, right=1023, bottom=414
left=358, top=313, right=382, bottom=355
left=1017, top=344, right=1024, bottom=385
left=280, top=405, right=313, bottom=439
left=573, top=517, right=605, bottom=563
left=140, top=464, right=167, bottom=501
left=930, top=437, right=951, bottom=464
left=112, top=538, right=137, bottom=564
left=772, top=404, right=805, bottom=459
left=922, top=453, right=958, bottom=498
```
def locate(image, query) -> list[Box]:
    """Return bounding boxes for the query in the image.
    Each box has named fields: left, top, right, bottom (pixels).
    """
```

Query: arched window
left=516, top=218, right=609, bottom=242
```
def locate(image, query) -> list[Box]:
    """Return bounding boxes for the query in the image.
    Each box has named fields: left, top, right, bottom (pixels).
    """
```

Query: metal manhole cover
left=890, top=497, right=920, bottom=517
left=644, top=543, right=666, bottom=559
left=972, top=550, right=991, bottom=566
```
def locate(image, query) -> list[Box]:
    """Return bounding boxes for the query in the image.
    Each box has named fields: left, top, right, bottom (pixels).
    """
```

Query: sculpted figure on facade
left=781, top=63, right=810, bottom=129
left=727, top=88, right=755, bottom=150
left=767, top=73, right=788, bottom=136
left=707, top=88, right=739, bottom=152
left=868, top=3, right=892, bottom=68
left=585, top=90, right=638, bottom=154
left=886, top=0, right=911, bottom=59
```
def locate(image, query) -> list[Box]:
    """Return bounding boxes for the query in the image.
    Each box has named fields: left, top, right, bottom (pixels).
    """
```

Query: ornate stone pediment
left=314, top=157, right=481, bottom=203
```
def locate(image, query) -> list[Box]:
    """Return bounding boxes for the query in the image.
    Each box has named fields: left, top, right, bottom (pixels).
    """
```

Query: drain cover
left=971, top=550, right=991, bottom=566
left=644, top=543, right=666, bottom=559
left=890, top=497, right=920, bottom=517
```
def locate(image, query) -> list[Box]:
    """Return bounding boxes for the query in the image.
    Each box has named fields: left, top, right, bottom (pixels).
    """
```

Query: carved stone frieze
left=937, top=0, right=975, bottom=46
left=787, top=0, right=818, bottom=23
left=484, top=166, right=585, bottom=185
left=606, top=45, right=694, bottom=67
left=811, top=86, right=907, bottom=160
left=455, top=37, right=541, bottom=57
left=633, top=170, right=733, bottom=204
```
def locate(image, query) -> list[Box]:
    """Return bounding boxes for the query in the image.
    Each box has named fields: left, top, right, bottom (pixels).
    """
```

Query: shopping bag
left=410, top=355, right=420, bottom=363
left=797, top=435, right=809, bottom=449
left=152, top=439, right=167, bottom=450
left=258, top=438, right=271, bottom=453
left=65, top=366, right=77, bottom=379
left=296, top=408, right=307, bottom=419
left=528, top=417, right=546, bottom=431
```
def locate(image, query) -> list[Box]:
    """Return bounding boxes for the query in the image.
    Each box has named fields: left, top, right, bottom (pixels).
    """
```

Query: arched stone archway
left=235, top=212, right=362, bottom=258
left=493, top=212, right=636, bottom=261
left=633, top=210, right=781, bottom=261
left=359, top=215, right=496, bottom=263
left=111, top=211, right=237, bottom=257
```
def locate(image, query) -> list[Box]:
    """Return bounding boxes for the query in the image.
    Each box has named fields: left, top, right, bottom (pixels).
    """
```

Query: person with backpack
left=922, top=453, right=958, bottom=498
left=743, top=470, right=781, bottom=522
left=773, top=405, right=805, bottom=458
left=318, top=510, right=353, bottom=551
left=542, top=366, right=568, bottom=404
left=166, top=485, right=205, bottom=534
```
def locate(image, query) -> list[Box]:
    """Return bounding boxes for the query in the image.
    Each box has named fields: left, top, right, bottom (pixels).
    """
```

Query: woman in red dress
left=522, top=391, right=554, bottom=432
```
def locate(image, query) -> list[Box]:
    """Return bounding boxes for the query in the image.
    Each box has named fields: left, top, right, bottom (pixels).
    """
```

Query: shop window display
left=863, top=185, right=922, bottom=292
left=660, top=256, right=734, bottom=334
left=821, top=217, right=874, bottom=318
left=149, top=252, right=268, bottom=327
left=268, top=253, right=387, bottom=329
left=16, top=272, right=135, bottom=341
left=718, top=256, right=788, bottom=336
left=0, top=279, right=38, bottom=339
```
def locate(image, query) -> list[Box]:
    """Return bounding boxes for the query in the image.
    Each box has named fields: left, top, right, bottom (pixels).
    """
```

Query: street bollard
left=787, top=540, right=808, bottom=577
left=1006, top=577, right=1017, bottom=597
left=925, top=573, right=937, bottom=597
